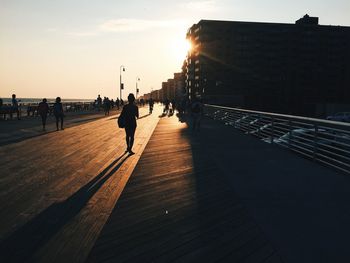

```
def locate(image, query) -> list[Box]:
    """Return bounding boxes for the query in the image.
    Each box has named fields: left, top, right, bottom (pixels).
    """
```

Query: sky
left=1, top=0, right=349, bottom=100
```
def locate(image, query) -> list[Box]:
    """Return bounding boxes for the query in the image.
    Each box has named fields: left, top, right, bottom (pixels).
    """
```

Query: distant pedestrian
left=38, top=98, right=49, bottom=131
left=121, top=93, right=139, bottom=154
left=163, top=99, right=170, bottom=114
left=53, top=97, right=64, bottom=131
left=11, top=94, right=20, bottom=120
left=97, top=94, right=102, bottom=111
left=103, top=97, right=108, bottom=116
left=171, top=99, right=176, bottom=113
left=149, top=98, right=154, bottom=114
left=116, top=97, right=120, bottom=110
left=169, top=102, right=173, bottom=115
left=190, top=97, right=203, bottom=132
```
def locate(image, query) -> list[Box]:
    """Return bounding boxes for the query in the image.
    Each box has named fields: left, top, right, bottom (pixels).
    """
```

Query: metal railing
left=204, top=104, right=350, bottom=174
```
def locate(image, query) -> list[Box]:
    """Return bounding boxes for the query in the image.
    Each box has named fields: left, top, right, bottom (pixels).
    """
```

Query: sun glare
left=171, top=38, right=192, bottom=62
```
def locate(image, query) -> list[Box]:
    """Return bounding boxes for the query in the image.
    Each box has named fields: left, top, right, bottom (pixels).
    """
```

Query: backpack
left=118, top=109, right=126, bottom=128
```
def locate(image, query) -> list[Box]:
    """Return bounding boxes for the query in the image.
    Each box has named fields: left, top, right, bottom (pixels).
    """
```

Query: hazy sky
left=1, top=0, right=349, bottom=99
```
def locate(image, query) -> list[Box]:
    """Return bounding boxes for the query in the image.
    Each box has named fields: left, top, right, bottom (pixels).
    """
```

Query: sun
left=170, top=38, right=192, bottom=61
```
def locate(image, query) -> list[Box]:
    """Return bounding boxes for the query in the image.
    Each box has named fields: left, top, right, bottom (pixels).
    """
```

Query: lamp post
left=120, top=65, right=125, bottom=100
left=136, top=77, right=140, bottom=99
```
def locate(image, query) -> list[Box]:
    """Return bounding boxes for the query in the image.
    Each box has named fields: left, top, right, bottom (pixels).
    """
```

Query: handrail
left=206, top=104, right=350, bottom=129
left=204, top=104, right=350, bottom=174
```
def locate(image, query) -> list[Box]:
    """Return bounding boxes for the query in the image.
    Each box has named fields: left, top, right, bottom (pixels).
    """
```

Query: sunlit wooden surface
left=87, top=115, right=282, bottom=263
left=0, top=106, right=161, bottom=263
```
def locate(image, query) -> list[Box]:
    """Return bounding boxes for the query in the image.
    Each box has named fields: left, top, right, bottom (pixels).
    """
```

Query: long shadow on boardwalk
left=86, top=116, right=282, bottom=262
left=0, top=114, right=107, bottom=147
left=184, top=133, right=278, bottom=262
left=0, top=152, right=130, bottom=263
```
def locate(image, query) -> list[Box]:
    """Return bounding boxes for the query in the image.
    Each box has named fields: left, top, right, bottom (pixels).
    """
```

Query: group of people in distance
left=119, top=94, right=203, bottom=155
left=95, top=95, right=125, bottom=114
left=95, top=95, right=116, bottom=116
left=38, top=97, right=64, bottom=131
left=0, top=94, right=21, bottom=120
left=2, top=92, right=203, bottom=156
left=160, top=96, right=203, bottom=132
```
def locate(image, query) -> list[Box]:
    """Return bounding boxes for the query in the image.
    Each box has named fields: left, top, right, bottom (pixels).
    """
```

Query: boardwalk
left=87, top=116, right=282, bottom=262
left=0, top=109, right=110, bottom=146
left=0, top=106, right=161, bottom=262
left=1, top=105, right=350, bottom=263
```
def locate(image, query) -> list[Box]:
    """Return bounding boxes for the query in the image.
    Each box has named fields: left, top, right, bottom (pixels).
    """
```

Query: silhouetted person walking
left=121, top=93, right=139, bottom=154
left=149, top=98, right=154, bottom=114
left=97, top=94, right=102, bottom=111
left=38, top=98, right=49, bottom=131
left=116, top=97, right=120, bottom=110
left=11, top=94, right=20, bottom=120
left=163, top=99, right=170, bottom=115
left=53, top=97, right=64, bottom=131
left=103, top=97, right=111, bottom=116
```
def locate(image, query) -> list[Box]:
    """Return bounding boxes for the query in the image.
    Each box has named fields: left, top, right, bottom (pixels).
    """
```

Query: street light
left=120, top=65, right=125, bottom=100
left=136, top=77, right=140, bottom=99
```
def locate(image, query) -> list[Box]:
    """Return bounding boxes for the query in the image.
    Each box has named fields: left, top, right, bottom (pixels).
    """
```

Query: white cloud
left=99, top=18, right=187, bottom=32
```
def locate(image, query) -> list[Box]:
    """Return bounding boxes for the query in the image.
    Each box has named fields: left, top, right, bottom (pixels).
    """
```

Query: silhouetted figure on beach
left=121, top=93, right=139, bottom=154
left=38, top=98, right=49, bottom=131
left=190, top=97, right=203, bottom=132
left=11, top=94, right=20, bottom=120
left=53, top=97, right=64, bottom=131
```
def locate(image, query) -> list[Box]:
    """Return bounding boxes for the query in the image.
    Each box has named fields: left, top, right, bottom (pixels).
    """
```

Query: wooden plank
left=87, top=115, right=282, bottom=263
left=0, top=106, right=162, bottom=263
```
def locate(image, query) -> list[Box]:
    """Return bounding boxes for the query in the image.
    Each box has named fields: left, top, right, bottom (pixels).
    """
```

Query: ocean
left=1, top=98, right=94, bottom=105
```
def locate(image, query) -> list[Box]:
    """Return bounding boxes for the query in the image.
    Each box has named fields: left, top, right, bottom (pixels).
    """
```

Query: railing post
left=313, top=124, right=318, bottom=161
left=258, top=114, right=261, bottom=138
left=288, top=120, right=292, bottom=148
left=270, top=117, right=275, bottom=144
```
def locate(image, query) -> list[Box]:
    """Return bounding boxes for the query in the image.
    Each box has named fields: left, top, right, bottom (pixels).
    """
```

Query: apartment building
left=186, top=15, right=350, bottom=117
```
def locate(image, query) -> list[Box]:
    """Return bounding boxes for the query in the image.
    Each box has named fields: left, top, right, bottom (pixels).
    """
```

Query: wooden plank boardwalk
left=86, top=115, right=282, bottom=263
left=0, top=106, right=162, bottom=263
left=3, top=104, right=350, bottom=262
left=0, top=109, right=111, bottom=146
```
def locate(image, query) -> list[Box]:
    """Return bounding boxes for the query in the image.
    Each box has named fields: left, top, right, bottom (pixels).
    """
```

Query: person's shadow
left=0, top=152, right=130, bottom=262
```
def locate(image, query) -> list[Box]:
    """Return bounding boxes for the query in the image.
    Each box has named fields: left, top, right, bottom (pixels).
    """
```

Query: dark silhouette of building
left=186, top=15, right=350, bottom=117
